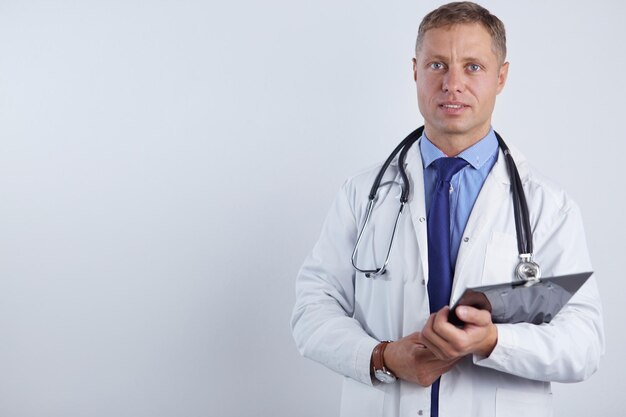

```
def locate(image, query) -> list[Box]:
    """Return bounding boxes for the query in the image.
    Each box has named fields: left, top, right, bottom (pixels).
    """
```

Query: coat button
left=463, top=236, right=470, bottom=242
left=421, top=279, right=426, bottom=285
left=419, top=217, right=425, bottom=223
left=417, top=410, right=423, bottom=416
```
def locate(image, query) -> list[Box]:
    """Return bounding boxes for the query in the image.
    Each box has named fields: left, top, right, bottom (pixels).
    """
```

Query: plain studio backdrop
left=0, top=0, right=624, bottom=416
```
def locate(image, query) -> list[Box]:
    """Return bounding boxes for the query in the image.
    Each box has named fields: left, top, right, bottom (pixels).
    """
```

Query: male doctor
left=291, top=2, right=604, bottom=417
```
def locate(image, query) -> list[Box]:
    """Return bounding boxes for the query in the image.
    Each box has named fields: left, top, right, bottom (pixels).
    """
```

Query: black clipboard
left=448, top=271, right=593, bottom=326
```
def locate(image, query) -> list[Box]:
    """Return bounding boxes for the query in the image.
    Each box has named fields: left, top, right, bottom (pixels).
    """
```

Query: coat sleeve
left=474, top=199, right=605, bottom=382
left=291, top=180, right=379, bottom=386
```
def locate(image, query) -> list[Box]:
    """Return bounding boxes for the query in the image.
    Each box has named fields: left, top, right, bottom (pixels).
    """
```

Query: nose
left=442, top=67, right=464, bottom=93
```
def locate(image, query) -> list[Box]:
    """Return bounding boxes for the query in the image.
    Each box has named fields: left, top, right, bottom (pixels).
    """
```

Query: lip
left=438, top=101, right=470, bottom=115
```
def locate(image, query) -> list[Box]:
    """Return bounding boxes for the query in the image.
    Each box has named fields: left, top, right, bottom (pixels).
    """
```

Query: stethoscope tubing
left=495, top=132, right=533, bottom=257
left=352, top=126, right=539, bottom=281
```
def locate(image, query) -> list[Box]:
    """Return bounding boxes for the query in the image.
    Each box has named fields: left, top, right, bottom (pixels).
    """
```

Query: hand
left=420, top=306, right=498, bottom=361
left=383, top=332, right=460, bottom=387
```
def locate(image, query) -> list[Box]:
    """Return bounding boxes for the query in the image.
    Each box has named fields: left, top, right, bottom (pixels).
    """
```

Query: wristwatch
left=372, top=341, right=397, bottom=383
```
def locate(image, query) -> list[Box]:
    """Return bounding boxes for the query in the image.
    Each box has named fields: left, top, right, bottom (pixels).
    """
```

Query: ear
left=496, top=61, right=509, bottom=94
left=412, top=57, right=418, bottom=82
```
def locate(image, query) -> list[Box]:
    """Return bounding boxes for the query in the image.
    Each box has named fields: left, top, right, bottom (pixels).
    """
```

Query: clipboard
left=447, top=271, right=593, bottom=326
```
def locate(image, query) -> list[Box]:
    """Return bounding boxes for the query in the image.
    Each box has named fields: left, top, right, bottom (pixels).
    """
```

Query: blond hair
left=415, top=2, right=507, bottom=63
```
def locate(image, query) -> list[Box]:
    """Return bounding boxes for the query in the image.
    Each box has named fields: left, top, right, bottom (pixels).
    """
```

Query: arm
left=291, top=181, right=460, bottom=386
left=478, top=202, right=604, bottom=382
left=291, top=181, right=379, bottom=385
left=420, top=201, right=604, bottom=382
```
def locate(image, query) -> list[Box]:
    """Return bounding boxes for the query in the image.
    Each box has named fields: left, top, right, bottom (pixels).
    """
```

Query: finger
left=456, top=306, right=492, bottom=326
left=421, top=314, right=450, bottom=359
left=431, top=307, right=485, bottom=358
left=432, top=307, right=458, bottom=339
left=430, top=307, right=468, bottom=348
left=419, top=315, right=439, bottom=349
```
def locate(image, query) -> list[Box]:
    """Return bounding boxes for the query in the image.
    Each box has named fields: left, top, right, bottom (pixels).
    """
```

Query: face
left=413, top=23, right=508, bottom=146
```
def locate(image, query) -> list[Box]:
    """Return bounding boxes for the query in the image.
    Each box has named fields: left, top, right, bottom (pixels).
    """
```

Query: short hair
left=415, top=2, right=507, bottom=64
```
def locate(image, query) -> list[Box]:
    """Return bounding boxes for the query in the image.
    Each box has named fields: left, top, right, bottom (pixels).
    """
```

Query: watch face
left=375, top=369, right=397, bottom=383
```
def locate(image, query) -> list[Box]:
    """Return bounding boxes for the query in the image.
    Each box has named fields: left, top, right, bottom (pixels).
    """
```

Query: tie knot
left=432, top=157, right=468, bottom=182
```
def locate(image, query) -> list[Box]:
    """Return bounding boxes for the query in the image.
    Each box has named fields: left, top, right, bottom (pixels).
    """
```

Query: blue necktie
left=427, top=157, right=468, bottom=417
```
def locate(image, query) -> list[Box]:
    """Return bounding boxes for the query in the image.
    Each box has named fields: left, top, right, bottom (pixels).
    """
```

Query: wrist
left=477, top=324, right=498, bottom=357
left=382, top=340, right=398, bottom=375
left=371, top=341, right=397, bottom=383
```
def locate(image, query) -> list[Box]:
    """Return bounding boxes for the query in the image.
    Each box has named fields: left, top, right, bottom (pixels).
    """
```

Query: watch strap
left=372, top=341, right=388, bottom=372
left=372, top=341, right=396, bottom=381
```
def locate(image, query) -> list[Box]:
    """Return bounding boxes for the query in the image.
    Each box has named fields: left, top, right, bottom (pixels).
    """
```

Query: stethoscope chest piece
left=516, top=254, right=541, bottom=285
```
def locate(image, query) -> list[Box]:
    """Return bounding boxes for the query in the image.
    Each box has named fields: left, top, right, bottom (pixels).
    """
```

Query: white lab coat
left=291, top=140, right=604, bottom=417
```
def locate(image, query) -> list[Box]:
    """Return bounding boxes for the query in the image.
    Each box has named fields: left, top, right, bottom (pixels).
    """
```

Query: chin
left=433, top=119, right=489, bottom=138
left=436, top=121, right=472, bottom=136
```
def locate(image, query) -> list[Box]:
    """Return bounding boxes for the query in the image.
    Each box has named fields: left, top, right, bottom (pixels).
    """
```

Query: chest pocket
left=482, top=232, right=518, bottom=285
left=496, top=388, right=553, bottom=417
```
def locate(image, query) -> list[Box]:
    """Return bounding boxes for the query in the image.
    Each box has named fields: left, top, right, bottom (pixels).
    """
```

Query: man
left=291, top=2, right=604, bottom=417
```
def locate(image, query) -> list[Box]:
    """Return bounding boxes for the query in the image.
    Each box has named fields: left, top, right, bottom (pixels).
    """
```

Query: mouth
left=438, top=102, right=469, bottom=114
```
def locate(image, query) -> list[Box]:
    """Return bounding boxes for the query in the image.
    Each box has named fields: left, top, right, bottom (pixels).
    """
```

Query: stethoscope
left=351, top=126, right=541, bottom=283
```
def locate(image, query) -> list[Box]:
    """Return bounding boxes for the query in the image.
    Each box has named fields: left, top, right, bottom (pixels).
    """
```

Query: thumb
left=456, top=306, right=491, bottom=326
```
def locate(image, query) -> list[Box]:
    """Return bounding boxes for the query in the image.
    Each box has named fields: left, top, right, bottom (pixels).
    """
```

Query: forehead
left=419, top=23, right=497, bottom=61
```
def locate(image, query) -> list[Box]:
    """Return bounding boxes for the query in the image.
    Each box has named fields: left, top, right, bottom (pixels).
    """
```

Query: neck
left=424, top=126, right=491, bottom=157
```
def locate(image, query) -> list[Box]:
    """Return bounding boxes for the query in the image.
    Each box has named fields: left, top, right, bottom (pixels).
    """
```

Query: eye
left=467, top=63, right=482, bottom=72
left=429, top=62, right=445, bottom=70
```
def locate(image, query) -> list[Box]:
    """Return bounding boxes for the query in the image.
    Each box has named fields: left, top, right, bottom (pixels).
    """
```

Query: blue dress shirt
left=420, top=129, right=499, bottom=269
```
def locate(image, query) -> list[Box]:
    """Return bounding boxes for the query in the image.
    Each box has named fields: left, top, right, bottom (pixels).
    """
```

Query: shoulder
left=507, top=143, right=579, bottom=216
left=333, top=159, right=407, bottom=222
left=505, top=144, right=585, bottom=248
left=340, top=161, right=396, bottom=199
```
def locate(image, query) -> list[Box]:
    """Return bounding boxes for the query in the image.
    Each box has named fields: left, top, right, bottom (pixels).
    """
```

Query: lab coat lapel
left=451, top=149, right=511, bottom=299
left=404, top=139, right=429, bottom=284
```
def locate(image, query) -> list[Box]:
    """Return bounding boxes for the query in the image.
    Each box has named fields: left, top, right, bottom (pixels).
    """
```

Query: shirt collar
left=420, top=128, right=498, bottom=170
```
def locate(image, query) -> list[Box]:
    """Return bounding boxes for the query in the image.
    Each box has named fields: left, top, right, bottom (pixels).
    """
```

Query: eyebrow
left=427, top=54, right=486, bottom=64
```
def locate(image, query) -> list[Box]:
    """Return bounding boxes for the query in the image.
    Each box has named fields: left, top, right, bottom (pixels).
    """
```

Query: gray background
left=0, top=0, right=624, bottom=416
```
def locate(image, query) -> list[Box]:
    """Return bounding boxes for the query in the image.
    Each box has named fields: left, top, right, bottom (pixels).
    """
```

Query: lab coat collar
left=391, top=130, right=530, bottom=185
left=491, top=142, right=531, bottom=186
